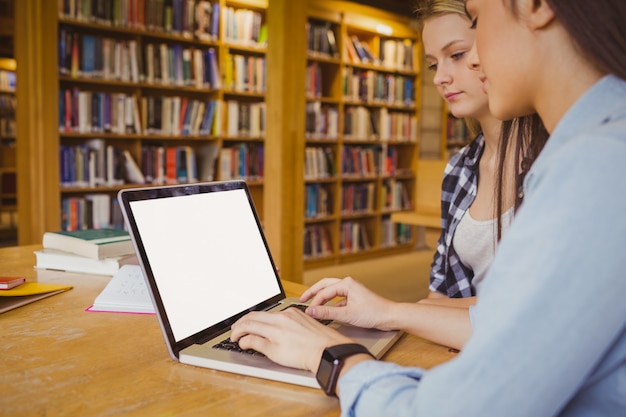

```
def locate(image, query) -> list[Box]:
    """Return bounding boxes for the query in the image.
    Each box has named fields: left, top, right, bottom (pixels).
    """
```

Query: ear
left=523, top=0, right=556, bottom=30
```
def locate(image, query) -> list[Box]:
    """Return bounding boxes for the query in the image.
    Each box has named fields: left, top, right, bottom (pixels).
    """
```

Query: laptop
left=118, top=180, right=402, bottom=389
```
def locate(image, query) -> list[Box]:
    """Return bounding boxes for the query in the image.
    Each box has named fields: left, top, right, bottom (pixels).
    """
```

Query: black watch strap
left=316, top=343, right=375, bottom=396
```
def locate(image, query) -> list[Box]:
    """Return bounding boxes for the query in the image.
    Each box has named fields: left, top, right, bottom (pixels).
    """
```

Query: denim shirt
left=339, top=75, right=626, bottom=417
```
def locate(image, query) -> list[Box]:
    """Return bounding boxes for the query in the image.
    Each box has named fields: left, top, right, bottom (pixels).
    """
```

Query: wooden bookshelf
left=0, top=59, right=17, bottom=231
left=17, top=0, right=268, bottom=236
left=0, top=62, right=16, bottom=170
left=301, top=1, right=422, bottom=269
left=444, top=105, right=472, bottom=158
left=16, top=0, right=438, bottom=282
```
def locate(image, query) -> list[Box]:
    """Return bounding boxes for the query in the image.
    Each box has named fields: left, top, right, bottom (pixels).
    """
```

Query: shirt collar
left=463, top=133, right=485, bottom=171
left=531, top=75, right=626, bottom=167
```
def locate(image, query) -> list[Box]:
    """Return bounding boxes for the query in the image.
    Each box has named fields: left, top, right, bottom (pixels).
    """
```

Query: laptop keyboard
left=283, top=303, right=332, bottom=325
left=212, top=304, right=331, bottom=356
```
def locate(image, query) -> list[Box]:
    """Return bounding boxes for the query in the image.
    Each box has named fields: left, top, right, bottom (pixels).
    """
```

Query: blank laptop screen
left=129, top=188, right=281, bottom=342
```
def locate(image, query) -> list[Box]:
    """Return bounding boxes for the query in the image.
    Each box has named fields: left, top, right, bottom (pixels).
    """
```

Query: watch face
left=316, top=349, right=338, bottom=392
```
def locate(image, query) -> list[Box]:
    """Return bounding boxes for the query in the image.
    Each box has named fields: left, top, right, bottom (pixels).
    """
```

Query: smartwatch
left=316, top=343, right=375, bottom=396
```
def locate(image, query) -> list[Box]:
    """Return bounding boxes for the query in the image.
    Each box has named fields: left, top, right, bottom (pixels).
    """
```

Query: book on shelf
left=42, top=229, right=134, bottom=260
left=123, top=150, right=146, bottom=184
left=87, top=265, right=155, bottom=314
left=0, top=282, right=73, bottom=314
left=0, top=276, right=26, bottom=290
left=34, top=248, right=138, bottom=276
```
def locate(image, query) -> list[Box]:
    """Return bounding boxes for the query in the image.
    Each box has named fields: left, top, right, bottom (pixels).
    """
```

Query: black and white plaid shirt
left=429, top=134, right=484, bottom=297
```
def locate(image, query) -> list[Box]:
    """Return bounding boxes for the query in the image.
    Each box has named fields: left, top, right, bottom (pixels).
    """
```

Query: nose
left=433, top=66, right=452, bottom=87
left=467, top=41, right=480, bottom=71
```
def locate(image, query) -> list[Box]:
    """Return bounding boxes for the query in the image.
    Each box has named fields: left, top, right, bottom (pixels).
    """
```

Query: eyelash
left=426, top=51, right=466, bottom=71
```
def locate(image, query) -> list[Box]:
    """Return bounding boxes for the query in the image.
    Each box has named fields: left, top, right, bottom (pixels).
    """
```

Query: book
left=0, top=276, right=26, bottom=290
left=87, top=265, right=155, bottom=314
left=42, top=229, right=134, bottom=260
left=0, top=282, right=73, bottom=314
left=34, top=248, right=138, bottom=276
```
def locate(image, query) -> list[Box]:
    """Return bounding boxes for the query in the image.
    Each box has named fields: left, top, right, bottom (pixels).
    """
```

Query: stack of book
left=35, top=229, right=138, bottom=276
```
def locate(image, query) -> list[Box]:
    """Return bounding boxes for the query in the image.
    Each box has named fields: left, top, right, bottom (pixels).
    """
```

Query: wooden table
left=0, top=245, right=457, bottom=417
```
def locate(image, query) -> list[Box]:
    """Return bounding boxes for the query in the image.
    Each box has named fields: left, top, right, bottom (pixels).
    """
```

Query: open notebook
left=118, top=180, right=401, bottom=388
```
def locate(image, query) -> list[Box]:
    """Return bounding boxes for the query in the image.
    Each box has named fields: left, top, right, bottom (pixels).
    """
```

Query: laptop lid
left=118, top=180, right=287, bottom=359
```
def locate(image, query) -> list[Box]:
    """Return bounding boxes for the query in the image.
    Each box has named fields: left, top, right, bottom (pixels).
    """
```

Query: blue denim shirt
left=339, top=75, right=626, bottom=416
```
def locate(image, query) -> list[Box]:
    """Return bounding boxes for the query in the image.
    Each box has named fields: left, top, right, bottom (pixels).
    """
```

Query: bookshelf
left=0, top=59, right=17, bottom=231
left=0, top=61, right=16, bottom=171
left=16, top=0, right=437, bottom=282
left=444, top=110, right=472, bottom=158
left=17, top=0, right=267, bottom=232
left=302, top=1, right=421, bottom=269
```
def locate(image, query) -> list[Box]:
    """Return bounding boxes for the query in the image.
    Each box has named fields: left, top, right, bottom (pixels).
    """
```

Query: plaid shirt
left=429, top=135, right=484, bottom=297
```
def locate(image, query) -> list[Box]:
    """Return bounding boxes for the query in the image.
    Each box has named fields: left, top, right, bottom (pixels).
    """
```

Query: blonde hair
left=414, top=0, right=468, bottom=31
left=414, top=0, right=481, bottom=138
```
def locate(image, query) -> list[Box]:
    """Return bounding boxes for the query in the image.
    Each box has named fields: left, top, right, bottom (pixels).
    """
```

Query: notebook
left=118, top=180, right=402, bottom=389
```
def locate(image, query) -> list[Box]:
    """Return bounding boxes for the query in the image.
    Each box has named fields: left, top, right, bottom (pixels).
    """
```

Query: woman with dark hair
left=258, top=0, right=549, bottom=352
left=231, top=0, right=626, bottom=415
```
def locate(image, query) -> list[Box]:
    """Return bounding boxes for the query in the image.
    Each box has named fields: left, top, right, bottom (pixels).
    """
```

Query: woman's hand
left=299, top=277, right=396, bottom=330
left=230, top=307, right=353, bottom=372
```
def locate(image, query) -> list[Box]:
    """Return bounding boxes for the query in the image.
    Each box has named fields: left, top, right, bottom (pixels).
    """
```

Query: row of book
left=0, top=93, right=15, bottom=109
left=345, top=36, right=416, bottom=72
left=380, top=218, right=413, bottom=247
left=141, top=143, right=219, bottom=184
left=0, top=117, right=15, bottom=137
left=305, top=143, right=407, bottom=180
left=60, top=142, right=126, bottom=188
left=0, top=70, right=16, bottom=91
left=59, top=0, right=219, bottom=39
left=342, top=180, right=411, bottom=213
left=0, top=94, right=15, bottom=136
left=59, top=89, right=414, bottom=141
left=342, top=145, right=380, bottom=177
left=447, top=114, right=471, bottom=144
left=380, top=179, right=412, bottom=211
left=59, top=28, right=222, bottom=88
left=143, top=97, right=221, bottom=136
left=339, top=221, right=371, bottom=254
left=305, top=102, right=339, bottom=140
left=342, top=68, right=415, bottom=106
left=224, top=54, right=266, bottom=94
left=343, top=106, right=418, bottom=142
left=59, top=89, right=141, bottom=134
left=303, top=225, right=333, bottom=259
left=306, top=20, right=338, bottom=58
left=341, top=183, right=376, bottom=215
left=223, top=7, right=266, bottom=46
left=304, top=219, right=414, bottom=260
left=304, top=146, right=335, bottom=180
left=219, top=143, right=264, bottom=181
left=60, top=139, right=265, bottom=187
left=305, top=184, right=331, bottom=219
left=61, top=195, right=126, bottom=231
left=225, top=101, right=266, bottom=137
left=58, top=89, right=266, bottom=138
left=304, top=178, right=412, bottom=219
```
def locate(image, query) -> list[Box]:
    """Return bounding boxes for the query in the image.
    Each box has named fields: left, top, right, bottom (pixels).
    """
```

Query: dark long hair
left=492, top=0, right=626, bottom=240
left=509, top=0, right=626, bottom=80
left=494, top=115, right=549, bottom=241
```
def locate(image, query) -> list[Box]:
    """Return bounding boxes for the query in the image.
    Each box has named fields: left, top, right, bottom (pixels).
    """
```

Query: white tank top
left=452, top=207, right=514, bottom=294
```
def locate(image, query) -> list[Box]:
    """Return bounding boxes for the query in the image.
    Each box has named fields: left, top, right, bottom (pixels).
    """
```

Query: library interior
left=1, top=0, right=472, bottom=414
left=1, top=0, right=471, bottom=280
